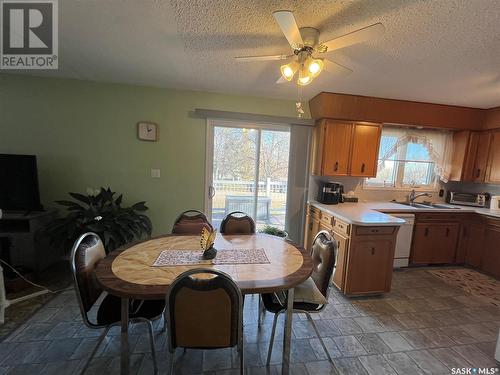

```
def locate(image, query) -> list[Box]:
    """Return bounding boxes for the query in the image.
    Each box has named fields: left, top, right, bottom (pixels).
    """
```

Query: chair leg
left=306, top=313, right=333, bottom=363
left=79, top=326, right=110, bottom=375
left=239, top=339, right=245, bottom=375
left=258, top=295, right=263, bottom=326
left=146, top=320, right=158, bottom=374
left=168, top=348, right=175, bottom=375
left=266, top=311, right=281, bottom=366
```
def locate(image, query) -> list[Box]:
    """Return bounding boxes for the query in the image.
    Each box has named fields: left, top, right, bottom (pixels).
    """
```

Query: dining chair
left=171, top=209, right=213, bottom=235
left=70, top=232, right=164, bottom=374
left=165, top=268, right=244, bottom=374
left=261, top=230, right=337, bottom=365
left=220, top=211, right=256, bottom=235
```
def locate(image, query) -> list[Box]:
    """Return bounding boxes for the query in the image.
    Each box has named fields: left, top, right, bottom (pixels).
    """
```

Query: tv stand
left=0, top=210, right=57, bottom=273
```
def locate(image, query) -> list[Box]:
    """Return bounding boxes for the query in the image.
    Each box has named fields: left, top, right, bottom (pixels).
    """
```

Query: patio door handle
left=208, top=185, right=216, bottom=199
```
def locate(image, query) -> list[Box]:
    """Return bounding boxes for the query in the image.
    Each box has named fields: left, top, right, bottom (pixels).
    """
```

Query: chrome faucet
left=408, top=189, right=432, bottom=205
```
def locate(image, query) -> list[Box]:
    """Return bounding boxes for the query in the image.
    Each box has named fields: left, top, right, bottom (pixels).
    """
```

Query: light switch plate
left=151, top=168, right=161, bottom=178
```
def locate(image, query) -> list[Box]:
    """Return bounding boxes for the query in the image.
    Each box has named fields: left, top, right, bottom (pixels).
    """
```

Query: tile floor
left=0, top=268, right=499, bottom=375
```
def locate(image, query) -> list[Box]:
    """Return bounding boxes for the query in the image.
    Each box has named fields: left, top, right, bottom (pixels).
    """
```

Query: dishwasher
left=392, top=214, right=415, bottom=268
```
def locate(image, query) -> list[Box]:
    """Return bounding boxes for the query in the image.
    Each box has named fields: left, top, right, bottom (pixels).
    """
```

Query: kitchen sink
left=391, top=201, right=461, bottom=209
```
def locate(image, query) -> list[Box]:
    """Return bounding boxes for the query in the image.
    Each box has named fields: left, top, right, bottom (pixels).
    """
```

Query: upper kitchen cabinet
left=449, top=130, right=492, bottom=183
left=349, top=124, right=381, bottom=177
left=486, top=130, right=500, bottom=183
left=312, top=120, right=381, bottom=177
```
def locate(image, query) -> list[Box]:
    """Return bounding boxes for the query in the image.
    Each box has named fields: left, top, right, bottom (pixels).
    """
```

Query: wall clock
left=137, top=122, right=158, bottom=141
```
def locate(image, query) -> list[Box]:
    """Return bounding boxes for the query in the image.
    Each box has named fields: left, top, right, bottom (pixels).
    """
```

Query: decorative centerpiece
left=200, top=227, right=217, bottom=260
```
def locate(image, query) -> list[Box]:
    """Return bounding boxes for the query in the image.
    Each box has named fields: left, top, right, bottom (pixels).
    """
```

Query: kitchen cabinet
left=345, top=236, right=396, bottom=295
left=449, top=130, right=492, bottom=183
left=303, top=205, right=399, bottom=296
left=460, top=218, right=485, bottom=267
left=312, top=120, right=381, bottom=177
left=304, top=204, right=321, bottom=254
left=349, top=124, right=381, bottom=177
left=410, top=214, right=460, bottom=264
left=330, top=230, right=349, bottom=290
left=471, top=132, right=492, bottom=182
left=319, top=121, right=352, bottom=175
left=481, top=219, right=500, bottom=278
left=486, top=130, right=500, bottom=183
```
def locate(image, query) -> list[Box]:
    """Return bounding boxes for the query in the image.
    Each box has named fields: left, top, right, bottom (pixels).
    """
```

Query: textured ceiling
left=18, top=0, right=500, bottom=108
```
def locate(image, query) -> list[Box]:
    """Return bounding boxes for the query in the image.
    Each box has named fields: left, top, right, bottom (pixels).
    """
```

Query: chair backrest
left=166, top=268, right=243, bottom=350
left=70, top=232, right=106, bottom=322
left=310, top=231, right=337, bottom=298
left=220, top=211, right=255, bottom=235
left=171, top=209, right=213, bottom=235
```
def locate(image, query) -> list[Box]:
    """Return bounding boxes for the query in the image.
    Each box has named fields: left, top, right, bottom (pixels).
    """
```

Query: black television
left=0, top=154, right=43, bottom=212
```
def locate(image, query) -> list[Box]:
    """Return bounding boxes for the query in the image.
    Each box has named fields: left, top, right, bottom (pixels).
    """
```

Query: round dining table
left=95, top=233, right=313, bottom=375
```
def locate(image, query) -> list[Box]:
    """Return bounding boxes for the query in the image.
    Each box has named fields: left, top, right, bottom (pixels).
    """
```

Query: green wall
left=0, top=74, right=309, bottom=234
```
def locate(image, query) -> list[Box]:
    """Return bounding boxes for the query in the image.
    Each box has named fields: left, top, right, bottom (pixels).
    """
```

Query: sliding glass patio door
left=205, top=120, right=291, bottom=231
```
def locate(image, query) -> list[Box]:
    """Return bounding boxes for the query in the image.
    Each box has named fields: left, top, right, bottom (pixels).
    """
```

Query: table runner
left=152, top=248, right=270, bottom=266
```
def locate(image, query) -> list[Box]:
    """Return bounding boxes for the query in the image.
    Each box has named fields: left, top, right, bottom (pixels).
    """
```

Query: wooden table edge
left=95, top=233, right=314, bottom=299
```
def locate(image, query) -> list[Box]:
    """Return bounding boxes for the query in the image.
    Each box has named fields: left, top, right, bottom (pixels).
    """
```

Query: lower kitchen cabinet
left=344, top=237, right=396, bottom=295
left=481, top=219, right=500, bottom=278
left=303, top=206, right=399, bottom=296
left=462, top=219, right=486, bottom=267
left=410, top=219, right=460, bottom=264
left=304, top=205, right=321, bottom=253
left=331, top=230, right=349, bottom=290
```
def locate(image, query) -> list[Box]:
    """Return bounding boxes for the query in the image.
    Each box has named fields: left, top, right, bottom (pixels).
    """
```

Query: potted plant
left=41, top=187, right=152, bottom=252
left=259, top=225, right=288, bottom=239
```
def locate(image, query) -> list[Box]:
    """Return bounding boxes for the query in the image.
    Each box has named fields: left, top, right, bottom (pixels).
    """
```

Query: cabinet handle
left=446, top=228, right=450, bottom=237
left=361, top=163, right=366, bottom=173
left=309, top=222, right=313, bottom=230
left=424, top=228, right=429, bottom=236
left=334, top=161, right=339, bottom=171
left=371, top=247, right=375, bottom=255
left=476, top=168, right=481, bottom=178
left=463, top=227, right=467, bottom=237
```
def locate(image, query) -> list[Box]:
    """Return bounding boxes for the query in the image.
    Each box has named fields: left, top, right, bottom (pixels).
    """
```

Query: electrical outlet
left=151, top=168, right=161, bottom=178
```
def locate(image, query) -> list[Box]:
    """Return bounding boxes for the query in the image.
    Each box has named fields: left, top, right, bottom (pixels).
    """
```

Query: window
left=364, top=126, right=452, bottom=190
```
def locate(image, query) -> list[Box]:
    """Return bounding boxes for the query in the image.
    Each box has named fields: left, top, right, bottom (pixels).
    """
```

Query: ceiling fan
left=235, top=10, right=385, bottom=86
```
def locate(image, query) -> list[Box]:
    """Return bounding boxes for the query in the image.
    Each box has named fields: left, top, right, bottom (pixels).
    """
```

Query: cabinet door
left=322, top=121, right=352, bottom=176
left=349, top=124, right=381, bottom=177
left=464, top=221, right=485, bottom=267
left=486, top=131, right=500, bottom=183
left=331, top=231, right=349, bottom=291
left=471, top=132, right=492, bottom=183
left=345, top=239, right=393, bottom=294
left=410, top=224, right=433, bottom=264
left=449, top=131, right=471, bottom=181
left=481, top=224, right=500, bottom=278
left=432, top=223, right=459, bottom=263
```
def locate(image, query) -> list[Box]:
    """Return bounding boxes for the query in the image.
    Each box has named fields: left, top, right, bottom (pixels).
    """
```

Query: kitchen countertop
left=309, top=200, right=500, bottom=226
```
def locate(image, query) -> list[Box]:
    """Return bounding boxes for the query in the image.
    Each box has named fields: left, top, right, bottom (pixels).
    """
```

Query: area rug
left=428, top=268, right=500, bottom=307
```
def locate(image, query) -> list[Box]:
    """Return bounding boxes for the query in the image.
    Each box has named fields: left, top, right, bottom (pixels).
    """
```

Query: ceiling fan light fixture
left=280, top=61, right=299, bottom=81
left=297, top=66, right=312, bottom=86
left=308, top=58, right=324, bottom=77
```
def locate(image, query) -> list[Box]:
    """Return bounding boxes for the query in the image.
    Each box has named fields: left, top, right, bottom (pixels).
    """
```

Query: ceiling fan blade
left=234, top=54, right=291, bottom=62
left=324, top=59, right=353, bottom=75
left=321, top=23, right=385, bottom=52
left=272, top=10, right=304, bottom=49
left=276, top=76, right=288, bottom=84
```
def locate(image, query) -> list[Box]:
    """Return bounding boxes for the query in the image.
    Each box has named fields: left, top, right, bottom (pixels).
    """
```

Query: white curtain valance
left=380, top=127, right=454, bottom=183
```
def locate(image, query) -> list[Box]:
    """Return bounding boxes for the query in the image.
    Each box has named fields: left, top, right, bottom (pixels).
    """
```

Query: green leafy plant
left=41, top=187, right=152, bottom=252
left=259, top=225, right=288, bottom=238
